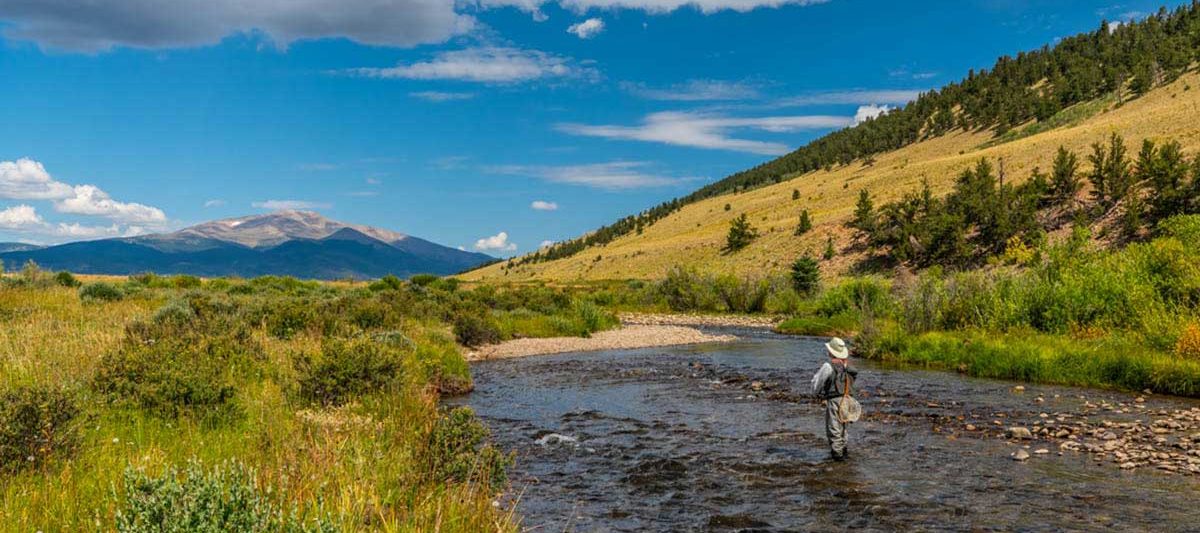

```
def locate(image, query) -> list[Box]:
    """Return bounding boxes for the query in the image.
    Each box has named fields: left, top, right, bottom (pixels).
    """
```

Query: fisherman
left=810, top=337, right=858, bottom=461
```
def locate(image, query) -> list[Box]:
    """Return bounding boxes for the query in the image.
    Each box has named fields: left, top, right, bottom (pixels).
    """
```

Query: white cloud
left=474, top=231, right=517, bottom=252
left=365, top=177, right=383, bottom=185
left=492, top=161, right=691, bottom=189
left=0, top=158, right=166, bottom=224
left=539, top=240, right=555, bottom=248
left=776, top=89, right=922, bottom=107
left=347, top=46, right=598, bottom=84
left=482, top=0, right=828, bottom=15
left=567, top=18, right=605, bottom=39
left=54, top=185, right=167, bottom=223
left=410, top=91, right=476, bottom=102
left=853, top=104, right=892, bottom=125
left=531, top=200, right=559, bottom=211
left=0, top=0, right=474, bottom=52
left=0, top=205, right=43, bottom=229
left=203, top=199, right=226, bottom=208
left=251, top=200, right=332, bottom=210
left=0, top=158, right=74, bottom=200
left=557, top=111, right=850, bottom=155
left=622, top=79, right=760, bottom=101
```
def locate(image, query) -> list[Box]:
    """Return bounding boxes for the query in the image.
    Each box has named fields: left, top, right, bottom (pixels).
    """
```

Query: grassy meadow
left=0, top=268, right=619, bottom=531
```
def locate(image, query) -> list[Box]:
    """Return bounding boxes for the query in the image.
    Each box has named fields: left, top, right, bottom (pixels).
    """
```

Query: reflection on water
left=452, top=331, right=1200, bottom=532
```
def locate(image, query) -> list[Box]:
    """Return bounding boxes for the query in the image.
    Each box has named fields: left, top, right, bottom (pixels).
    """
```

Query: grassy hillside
left=465, top=71, right=1200, bottom=282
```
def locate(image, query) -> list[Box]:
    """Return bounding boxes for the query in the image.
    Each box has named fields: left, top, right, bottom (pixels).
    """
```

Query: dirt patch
left=466, top=325, right=736, bottom=361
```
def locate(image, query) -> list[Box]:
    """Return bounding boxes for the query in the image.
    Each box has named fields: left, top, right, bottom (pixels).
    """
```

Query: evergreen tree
left=723, top=214, right=758, bottom=253
left=823, top=235, right=836, bottom=260
left=1051, top=146, right=1081, bottom=204
left=1089, top=133, right=1133, bottom=209
left=850, top=189, right=876, bottom=233
left=792, top=189, right=800, bottom=200
left=795, top=210, right=813, bottom=236
left=789, top=255, right=820, bottom=296
left=1139, top=140, right=1190, bottom=220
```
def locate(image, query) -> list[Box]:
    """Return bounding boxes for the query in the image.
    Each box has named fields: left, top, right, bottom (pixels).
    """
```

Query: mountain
left=0, top=243, right=42, bottom=253
left=464, top=6, right=1200, bottom=282
left=0, top=211, right=495, bottom=280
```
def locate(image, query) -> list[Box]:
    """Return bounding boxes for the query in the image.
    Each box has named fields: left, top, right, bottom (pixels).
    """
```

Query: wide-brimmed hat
left=826, top=337, right=850, bottom=359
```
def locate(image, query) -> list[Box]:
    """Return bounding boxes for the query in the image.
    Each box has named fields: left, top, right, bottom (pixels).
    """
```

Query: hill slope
left=464, top=70, right=1200, bottom=282
left=1, top=211, right=494, bottom=279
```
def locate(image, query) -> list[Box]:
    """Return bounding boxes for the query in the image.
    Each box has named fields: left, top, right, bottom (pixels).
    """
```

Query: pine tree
left=790, top=255, right=820, bottom=296
left=823, top=235, right=836, bottom=260
left=795, top=210, right=813, bottom=236
left=850, top=189, right=876, bottom=232
left=723, top=214, right=758, bottom=253
left=792, top=189, right=800, bottom=201
left=1051, top=146, right=1081, bottom=204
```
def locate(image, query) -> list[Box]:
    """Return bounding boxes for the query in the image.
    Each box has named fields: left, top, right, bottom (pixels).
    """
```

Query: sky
left=0, top=0, right=1184, bottom=256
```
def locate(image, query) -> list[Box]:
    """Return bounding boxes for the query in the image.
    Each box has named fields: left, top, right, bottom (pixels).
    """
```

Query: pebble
left=1013, top=449, right=1031, bottom=461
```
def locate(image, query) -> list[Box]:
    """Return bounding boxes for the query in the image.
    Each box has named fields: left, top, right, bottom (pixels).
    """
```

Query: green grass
left=776, top=313, right=859, bottom=336
left=978, top=93, right=1116, bottom=149
left=873, top=329, right=1200, bottom=397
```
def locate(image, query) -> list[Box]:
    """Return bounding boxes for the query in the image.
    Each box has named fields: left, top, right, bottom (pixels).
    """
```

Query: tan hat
left=826, top=337, right=849, bottom=359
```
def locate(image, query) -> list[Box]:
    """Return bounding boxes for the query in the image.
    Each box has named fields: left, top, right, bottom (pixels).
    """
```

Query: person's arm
left=810, top=362, right=832, bottom=395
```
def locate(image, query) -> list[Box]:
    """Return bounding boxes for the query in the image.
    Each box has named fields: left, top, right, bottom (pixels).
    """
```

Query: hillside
left=464, top=70, right=1200, bottom=282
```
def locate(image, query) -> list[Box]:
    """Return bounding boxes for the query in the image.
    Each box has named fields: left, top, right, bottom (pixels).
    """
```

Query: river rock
left=1013, top=449, right=1031, bottom=461
left=1007, top=427, right=1034, bottom=440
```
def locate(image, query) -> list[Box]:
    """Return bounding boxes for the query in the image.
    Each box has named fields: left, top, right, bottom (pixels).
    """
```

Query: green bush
left=264, top=299, right=319, bottom=339
left=657, top=266, right=720, bottom=312
left=368, top=274, right=405, bottom=292
left=80, top=282, right=124, bottom=302
left=0, top=386, right=81, bottom=474
left=426, top=407, right=511, bottom=492
left=714, top=274, right=770, bottom=313
left=816, top=277, right=892, bottom=318
left=295, top=337, right=406, bottom=407
left=452, top=313, right=501, bottom=348
left=53, top=271, right=81, bottom=288
left=94, top=335, right=256, bottom=422
left=409, top=273, right=440, bottom=286
left=115, top=460, right=335, bottom=533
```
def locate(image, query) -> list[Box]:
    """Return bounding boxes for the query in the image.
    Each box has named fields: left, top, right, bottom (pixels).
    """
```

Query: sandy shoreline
left=466, top=324, right=737, bottom=361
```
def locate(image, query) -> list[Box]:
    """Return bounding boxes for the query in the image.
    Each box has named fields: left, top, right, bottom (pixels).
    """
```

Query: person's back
left=810, top=337, right=857, bottom=460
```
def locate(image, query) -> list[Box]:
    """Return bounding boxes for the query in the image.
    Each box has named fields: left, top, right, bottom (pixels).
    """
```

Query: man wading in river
left=810, top=337, right=858, bottom=461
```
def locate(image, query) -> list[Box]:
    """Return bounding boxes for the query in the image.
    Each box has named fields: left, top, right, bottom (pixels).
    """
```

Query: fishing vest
left=821, top=363, right=855, bottom=400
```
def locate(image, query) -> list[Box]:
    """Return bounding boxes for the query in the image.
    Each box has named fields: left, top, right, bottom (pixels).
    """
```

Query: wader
left=819, top=363, right=856, bottom=459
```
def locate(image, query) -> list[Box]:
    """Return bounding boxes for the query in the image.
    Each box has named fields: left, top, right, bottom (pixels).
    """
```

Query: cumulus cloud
left=0, top=0, right=474, bottom=52
left=775, top=89, right=923, bottom=107
left=482, top=0, right=828, bottom=15
left=251, top=200, right=332, bottom=210
left=539, top=240, right=555, bottom=248
left=853, top=104, right=892, bottom=125
left=621, top=79, right=760, bottom=101
left=410, top=91, right=476, bottom=102
left=474, top=231, right=517, bottom=252
left=0, top=158, right=167, bottom=224
left=0, top=205, right=43, bottom=229
left=347, top=46, right=598, bottom=84
left=531, top=200, right=559, bottom=211
left=492, top=161, right=691, bottom=189
left=557, top=111, right=850, bottom=155
left=567, top=18, right=605, bottom=39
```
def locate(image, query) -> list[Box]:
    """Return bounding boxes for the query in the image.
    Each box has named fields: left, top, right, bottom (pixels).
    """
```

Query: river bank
left=465, top=324, right=736, bottom=361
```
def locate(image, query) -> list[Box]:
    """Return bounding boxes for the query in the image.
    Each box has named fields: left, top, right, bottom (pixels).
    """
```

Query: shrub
left=0, top=386, right=81, bottom=474
left=452, top=313, right=502, bottom=348
left=714, top=274, right=770, bottom=313
left=409, top=273, right=440, bottom=286
left=426, top=407, right=511, bottom=492
left=53, top=271, right=81, bottom=288
left=79, top=282, right=124, bottom=302
left=572, top=300, right=618, bottom=334
left=1158, top=214, right=1200, bottom=248
left=115, top=460, right=335, bottom=533
left=816, top=277, right=892, bottom=318
left=1177, top=322, right=1200, bottom=360
left=658, top=266, right=719, bottom=312
left=94, top=335, right=255, bottom=422
left=368, top=274, right=404, bottom=292
left=294, top=337, right=406, bottom=407
left=264, top=299, right=319, bottom=339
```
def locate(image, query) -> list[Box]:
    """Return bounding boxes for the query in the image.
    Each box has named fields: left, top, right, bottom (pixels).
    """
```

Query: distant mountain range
left=0, top=211, right=495, bottom=280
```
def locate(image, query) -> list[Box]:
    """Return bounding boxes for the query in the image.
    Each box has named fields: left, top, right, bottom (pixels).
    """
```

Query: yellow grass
left=463, top=72, right=1200, bottom=282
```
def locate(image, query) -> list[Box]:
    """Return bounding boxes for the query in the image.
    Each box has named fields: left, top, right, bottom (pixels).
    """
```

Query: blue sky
left=0, top=0, right=1183, bottom=255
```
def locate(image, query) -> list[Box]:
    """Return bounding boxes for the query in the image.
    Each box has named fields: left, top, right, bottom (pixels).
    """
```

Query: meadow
left=0, top=267, right=618, bottom=531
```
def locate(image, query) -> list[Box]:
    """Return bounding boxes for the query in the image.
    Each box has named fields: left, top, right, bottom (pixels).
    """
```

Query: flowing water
left=452, top=330, right=1200, bottom=532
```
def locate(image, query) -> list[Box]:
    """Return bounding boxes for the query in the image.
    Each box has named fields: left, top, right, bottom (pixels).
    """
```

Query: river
left=452, top=329, right=1200, bottom=532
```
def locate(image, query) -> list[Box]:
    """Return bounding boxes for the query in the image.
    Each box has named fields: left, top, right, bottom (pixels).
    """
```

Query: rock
left=1101, top=431, right=1118, bottom=440
left=1007, top=427, right=1034, bottom=440
left=750, top=381, right=764, bottom=391
left=965, top=424, right=977, bottom=431
left=1034, top=448, right=1050, bottom=455
left=1119, top=462, right=1137, bottom=470
left=1013, top=449, right=1031, bottom=461
left=1014, top=386, right=1026, bottom=392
